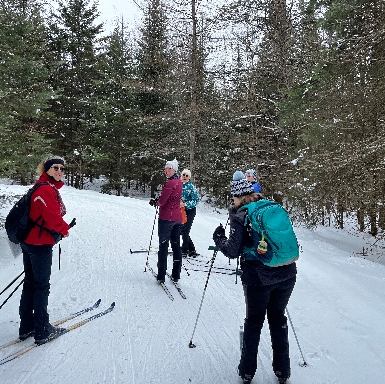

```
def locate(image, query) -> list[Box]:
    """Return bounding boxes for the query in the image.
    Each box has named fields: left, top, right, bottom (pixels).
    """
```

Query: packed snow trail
left=0, top=301, right=114, bottom=366
left=0, top=184, right=385, bottom=384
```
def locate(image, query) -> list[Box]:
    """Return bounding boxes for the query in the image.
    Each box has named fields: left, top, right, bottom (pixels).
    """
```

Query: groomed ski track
left=1, top=185, right=385, bottom=384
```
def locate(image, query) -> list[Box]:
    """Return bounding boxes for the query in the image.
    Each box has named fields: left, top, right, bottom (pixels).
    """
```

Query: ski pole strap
left=32, top=216, right=61, bottom=242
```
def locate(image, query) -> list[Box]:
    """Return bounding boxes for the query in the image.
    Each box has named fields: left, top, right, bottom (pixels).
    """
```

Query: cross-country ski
left=0, top=299, right=101, bottom=351
left=0, top=302, right=115, bottom=366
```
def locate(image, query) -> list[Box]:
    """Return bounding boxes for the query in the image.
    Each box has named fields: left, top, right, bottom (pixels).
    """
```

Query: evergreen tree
left=92, top=21, right=142, bottom=195
left=280, top=0, right=385, bottom=231
left=46, top=0, right=104, bottom=188
left=0, top=0, right=56, bottom=183
left=213, top=0, right=297, bottom=200
left=135, top=0, right=180, bottom=191
left=165, top=0, right=225, bottom=191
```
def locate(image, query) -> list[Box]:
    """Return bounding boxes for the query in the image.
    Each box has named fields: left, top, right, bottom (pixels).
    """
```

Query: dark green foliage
left=280, top=0, right=385, bottom=232
left=46, top=0, right=104, bottom=188
left=0, top=0, right=56, bottom=183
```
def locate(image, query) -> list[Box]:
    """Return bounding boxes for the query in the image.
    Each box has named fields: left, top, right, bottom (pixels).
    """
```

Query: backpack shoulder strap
left=28, top=182, right=50, bottom=235
left=237, top=203, right=252, bottom=228
left=33, top=181, right=50, bottom=191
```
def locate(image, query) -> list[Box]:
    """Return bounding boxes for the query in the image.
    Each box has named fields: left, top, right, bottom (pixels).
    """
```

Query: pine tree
left=91, top=21, right=142, bottom=195
left=135, top=0, right=179, bottom=192
left=280, top=0, right=385, bottom=231
left=46, top=0, right=104, bottom=188
left=0, top=0, right=56, bottom=183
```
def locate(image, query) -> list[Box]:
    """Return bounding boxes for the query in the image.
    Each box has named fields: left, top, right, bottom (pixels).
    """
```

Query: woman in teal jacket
left=180, top=169, right=200, bottom=257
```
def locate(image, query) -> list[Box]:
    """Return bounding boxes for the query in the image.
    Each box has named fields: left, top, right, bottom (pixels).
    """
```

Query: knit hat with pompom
left=165, top=159, right=178, bottom=172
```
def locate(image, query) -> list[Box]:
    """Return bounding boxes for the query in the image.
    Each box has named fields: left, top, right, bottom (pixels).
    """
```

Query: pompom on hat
left=233, top=170, right=245, bottom=181
left=44, top=155, right=65, bottom=172
left=165, top=159, right=178, bottom=172
left=230, top=179, right=255, bottom=197
left=245, top=169, right=258, bottom=180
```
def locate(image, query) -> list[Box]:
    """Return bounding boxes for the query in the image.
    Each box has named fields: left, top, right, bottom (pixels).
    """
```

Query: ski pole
left=225, top=217, right=231, bottom=266
left=144, top=206, right=158, bottom=272
left=130, top=249, right=149, bottom=254
left=181, top=263, right=190, bottom=276
left=184, top=267, right=236, bottom=275
left=185, top=259, right=236, bottom=272
left=0, top=279, right=24, bottom=310
left=58, top=218, right=75, bottom=270
left=188, top=245, right=219, bottom=348
left=59, top=244, right=61, bottom=270
left=286, top=307, right=307, bottom=367
left=235, top=257, right=240, bottom=284
left=0, top=271, right=24, bottom=297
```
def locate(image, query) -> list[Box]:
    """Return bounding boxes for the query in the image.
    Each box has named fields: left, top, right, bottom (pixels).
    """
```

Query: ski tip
left=95, top=299, right=102, bottom=306
left=111, top=302, right=116, bottom=307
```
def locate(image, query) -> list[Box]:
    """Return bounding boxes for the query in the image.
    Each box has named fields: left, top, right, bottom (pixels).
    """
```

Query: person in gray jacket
left=212, top=174, right=296, bottom=384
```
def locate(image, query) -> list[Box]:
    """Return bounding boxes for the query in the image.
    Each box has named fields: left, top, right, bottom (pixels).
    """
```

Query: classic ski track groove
left=0, top=299, right=101, bottom=351
left=0, top=302, right=115, bottom=366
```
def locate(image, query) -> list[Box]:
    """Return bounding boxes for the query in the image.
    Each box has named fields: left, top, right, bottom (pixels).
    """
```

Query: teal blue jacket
left=182, top=181, right=200, bottom=210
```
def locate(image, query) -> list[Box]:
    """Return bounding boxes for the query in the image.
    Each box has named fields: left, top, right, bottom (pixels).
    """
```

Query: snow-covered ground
left=0, top=183, right=384, bottom=384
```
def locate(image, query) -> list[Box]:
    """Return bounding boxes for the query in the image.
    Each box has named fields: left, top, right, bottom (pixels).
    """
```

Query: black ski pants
left=181, top=207, right=196, bottom=254
left=238, top=276, right=296, bottom=381
left=157, top=219, right=182, bottom=280
left=19, top=243, right=53, bottom=340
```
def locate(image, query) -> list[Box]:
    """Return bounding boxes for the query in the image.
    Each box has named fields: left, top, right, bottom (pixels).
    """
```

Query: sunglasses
left=182, top=174, right=189, bottom=177
left=50, top=166, right=65, bottom=172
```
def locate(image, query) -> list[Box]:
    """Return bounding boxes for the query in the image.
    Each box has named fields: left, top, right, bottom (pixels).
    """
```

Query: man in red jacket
left=19, top=156, right=71, bottom=345
left=150, top=159, right=183, bottom=283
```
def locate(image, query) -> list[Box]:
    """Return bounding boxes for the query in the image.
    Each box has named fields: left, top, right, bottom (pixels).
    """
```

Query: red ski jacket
left=24, top=173, right=70, bottom=245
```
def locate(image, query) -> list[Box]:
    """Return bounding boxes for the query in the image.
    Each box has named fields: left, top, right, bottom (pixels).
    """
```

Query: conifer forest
left=0, top=0, right=384, bottom=235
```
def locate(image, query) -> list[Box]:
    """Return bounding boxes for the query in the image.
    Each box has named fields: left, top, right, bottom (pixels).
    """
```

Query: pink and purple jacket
left=157, top=176, right=182, bottom=222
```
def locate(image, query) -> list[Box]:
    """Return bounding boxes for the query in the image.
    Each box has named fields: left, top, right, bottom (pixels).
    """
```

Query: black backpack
left=5, top=182, right=49, bottom=244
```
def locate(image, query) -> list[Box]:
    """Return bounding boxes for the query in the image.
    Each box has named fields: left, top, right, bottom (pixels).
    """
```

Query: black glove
left=149, top=197, right=159, bottom=207
left=213, top=224, right=225, bottom=241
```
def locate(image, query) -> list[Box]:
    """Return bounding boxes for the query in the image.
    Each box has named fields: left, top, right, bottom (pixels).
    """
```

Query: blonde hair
left=36, top=160, right=45, bottom=176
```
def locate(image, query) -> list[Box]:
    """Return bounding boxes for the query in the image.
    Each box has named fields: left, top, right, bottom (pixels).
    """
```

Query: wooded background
left=0, top=0, right=384, bottom=235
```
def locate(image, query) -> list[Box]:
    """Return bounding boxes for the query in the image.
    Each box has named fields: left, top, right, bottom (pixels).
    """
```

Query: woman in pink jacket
left=150, top=159, right=182, bottom=283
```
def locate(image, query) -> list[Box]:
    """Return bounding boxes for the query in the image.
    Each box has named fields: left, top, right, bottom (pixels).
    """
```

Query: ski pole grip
left=69, top=218, right=76, bottom=228
left=208, top=246, right=218, bottom=251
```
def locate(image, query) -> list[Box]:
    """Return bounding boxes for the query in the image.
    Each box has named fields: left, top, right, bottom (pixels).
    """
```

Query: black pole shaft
left=0, top=279, right=24, bottom=310
left=145, top=206, right=158, bottom=272
left=0, top=271, right=24, bottom=297
left=286, top=307, right=307, bottom=367
left=188, top=249, right=218, bottom=348
left=59, top=244, right=61, bottom=270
